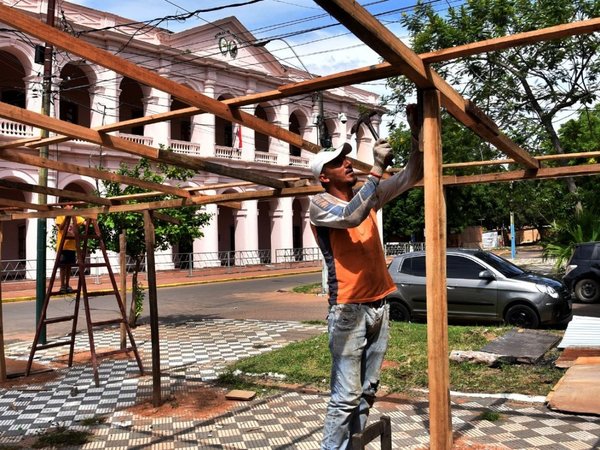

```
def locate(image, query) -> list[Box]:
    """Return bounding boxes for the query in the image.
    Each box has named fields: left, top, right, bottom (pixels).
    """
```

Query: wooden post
left=422, top=88, right=452, bottom=449
left=119, top=231, right=127, bottom=350
left=143, top=210, right=161, bottom=406
left=0, top=222, right=6, bottom=381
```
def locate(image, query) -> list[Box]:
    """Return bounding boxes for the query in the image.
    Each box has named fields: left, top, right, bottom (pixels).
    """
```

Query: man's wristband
left=369, top=172, right=383, bottom=179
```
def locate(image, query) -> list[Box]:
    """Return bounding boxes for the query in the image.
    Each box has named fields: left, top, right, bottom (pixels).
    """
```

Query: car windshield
left=474, top=251, right=525, bottom=278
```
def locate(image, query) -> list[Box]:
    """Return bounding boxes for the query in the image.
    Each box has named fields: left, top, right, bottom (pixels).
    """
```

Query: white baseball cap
left=310, top=143, right=352, bottom=178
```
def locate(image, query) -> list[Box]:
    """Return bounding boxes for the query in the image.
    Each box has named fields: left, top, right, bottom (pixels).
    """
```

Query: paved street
left=0, top=260, right=599, bottom=448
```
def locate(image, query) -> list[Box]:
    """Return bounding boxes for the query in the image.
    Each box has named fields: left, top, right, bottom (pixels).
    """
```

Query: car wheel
left=388, top=300, right=410, bottom=322
left=574, top=278, right=600, bottom=303
left=504, top=304, right=540, bottom=329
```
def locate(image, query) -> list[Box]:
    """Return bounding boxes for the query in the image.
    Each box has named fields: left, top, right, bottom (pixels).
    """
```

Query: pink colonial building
left=0, top=0, right=382, bottom=275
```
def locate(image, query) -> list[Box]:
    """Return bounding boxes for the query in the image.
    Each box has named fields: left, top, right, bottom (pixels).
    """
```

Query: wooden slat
left=108, top=191, right=242, bottom=209
left=4, top=185, right=325, bottom=220
left=422, top=89, right=452, bottom=450
left=0, top=179, right=111, bottom=206
left=7, top=158, right=600, bottom=221
left=313, top=0, right=539, bottom=170
left=0, top=197, right=50, bottom=211
left=0, top=102, right=289, bottom=189
left=0, top=4, right=321, bottom=158
left=0, top=107, right=205, bottom=150
left=439, top=163, right=600, bottom=186
left=153, top=211, right=180, bottom=225
left=422, top=17, right=600, bottom=63
left=443, top=150, right=600, bottom=169
left=0, top=149, right=190, bottom=198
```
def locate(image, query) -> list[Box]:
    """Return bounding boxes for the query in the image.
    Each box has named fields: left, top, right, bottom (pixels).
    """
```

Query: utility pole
left=316, top=92, right=331, bottom=148
left=35, top=0, right=57, bottom=343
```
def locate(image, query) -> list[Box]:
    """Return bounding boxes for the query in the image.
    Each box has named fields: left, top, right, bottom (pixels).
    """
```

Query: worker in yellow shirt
left=55, top=204, right=85, bottom=294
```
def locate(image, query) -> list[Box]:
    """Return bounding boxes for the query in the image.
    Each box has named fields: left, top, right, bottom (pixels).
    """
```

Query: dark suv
left=563, top=242, right=600, bottom=303
left=387, top=249, right=572, bottom=328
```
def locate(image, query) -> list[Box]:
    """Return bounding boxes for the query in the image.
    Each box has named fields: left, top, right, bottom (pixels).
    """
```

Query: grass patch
left=32, top=426, right=92, bottom=448
left=292, top=282, right=322, bottom=294
left=477, top=410, right=502, bottom=422
left=226, top=322, right=564, bottom=397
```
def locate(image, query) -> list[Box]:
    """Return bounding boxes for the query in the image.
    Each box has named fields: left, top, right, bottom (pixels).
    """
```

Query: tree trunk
left=542, top=116, right=583, bottom=213
left=128, top=257, right=143, bottom=328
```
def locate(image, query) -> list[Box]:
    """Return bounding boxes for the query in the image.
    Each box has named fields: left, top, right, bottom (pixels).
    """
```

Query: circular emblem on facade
left=218, top=37, right=229, bottom=56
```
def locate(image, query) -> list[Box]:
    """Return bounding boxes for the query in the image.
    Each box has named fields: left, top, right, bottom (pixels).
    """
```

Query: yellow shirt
left=56, top=215, right=85, bottom=251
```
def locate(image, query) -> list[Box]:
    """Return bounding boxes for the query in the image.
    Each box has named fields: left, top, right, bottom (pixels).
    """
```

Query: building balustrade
left=0, top=122, right=309, bottom=169
left=168, top=139, right=201, bottom=155
left=214, top=145, right=242, bottom=160
left=254, top=150, right=278, bottom=165
left=117, top=132, right=154, bottom=146
left=0, top=119, right=35, bottom=137
left=289, top=155, right=310, bottom=168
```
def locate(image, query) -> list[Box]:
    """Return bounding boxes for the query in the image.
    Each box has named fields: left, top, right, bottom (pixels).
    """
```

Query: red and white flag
left=233, top=123, right=243, bottom=149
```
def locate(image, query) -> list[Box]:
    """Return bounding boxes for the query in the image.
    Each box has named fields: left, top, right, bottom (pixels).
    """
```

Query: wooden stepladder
left=26, top=216, right=144, bottom=386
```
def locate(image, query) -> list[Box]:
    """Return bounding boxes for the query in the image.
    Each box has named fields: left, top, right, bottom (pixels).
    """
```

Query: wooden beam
left=0, top=5, right=322, bottom=158
left=4, top=17, right=596, bottom=156
left=443, top=150, right=600, bottom=169
left=0, top=102, right=290, bottom=189
left=0, top=222, right=5, bottom=382
left=421, top=17, right=600, bottom=63
left=0, top=149, right=191, bottom=198
left=313, top=0, right=540, bottom=170
left=143, top=210, right=162, bottom=407
left=0, top=197, right=50, bottom=211
left=7, top=156, right=600, bottom=220
left=440, top=163, right=600, bottom=186
left=109, top=191, right=242, bottom=209
left=5, top=185, right=324, bottom=220
left=422, top=89, right=452, bottom=450
left=153, top=211, right=180, bottom=225
left=0, top=107, right=205, bottom=150
left=0, top=179, right=112, bottom=206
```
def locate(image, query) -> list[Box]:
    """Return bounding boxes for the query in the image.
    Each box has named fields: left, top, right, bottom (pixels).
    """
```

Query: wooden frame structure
left=0, top=0, right=599, bottom=447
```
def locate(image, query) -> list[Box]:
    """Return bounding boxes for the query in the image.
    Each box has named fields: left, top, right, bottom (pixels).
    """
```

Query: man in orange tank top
left=311, top=106, right=423, bottom=449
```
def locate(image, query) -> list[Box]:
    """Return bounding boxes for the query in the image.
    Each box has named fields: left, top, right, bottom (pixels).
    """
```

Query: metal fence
left=1, top=243, right=421, bottom=282
left=384, top=242, right=425, bottom=256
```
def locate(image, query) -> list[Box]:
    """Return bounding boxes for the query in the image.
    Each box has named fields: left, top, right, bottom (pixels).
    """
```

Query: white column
left=234, top=199, right=259, bottom=264
left=98, top=72, right=121, bottom=134
left=89, top=85, right=107, bottom=128
left=199, top=78, right=216, bottom=157
left=302, top=208, right=317, bottom=252
left=193, top=201, right=219, bottom=267
left=23, top=75, right=41, bottom=111
left=25, top=217, right=38, bottom=280
left=239, top=103, right=256, bottom=162
left=270, top=197, right=294, bottom=263
left=275, top=103, right=290, bottom=165
left=144, top=88, right=170, bottom=147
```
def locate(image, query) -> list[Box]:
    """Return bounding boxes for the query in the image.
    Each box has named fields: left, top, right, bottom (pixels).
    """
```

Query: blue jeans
left=321, top=301, right=390, bottom=450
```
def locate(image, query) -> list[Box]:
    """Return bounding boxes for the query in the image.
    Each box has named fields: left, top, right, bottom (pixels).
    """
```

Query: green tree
left=386, top=0, right=600, bottom=215
left=98, top=155, right=211, bottom=326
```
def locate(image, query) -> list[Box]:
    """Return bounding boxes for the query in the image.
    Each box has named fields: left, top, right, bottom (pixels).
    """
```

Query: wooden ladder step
left=86, top=290, right=117, bottom=297
left=96, top=347, right=138, bottom=359
left=35, top=340, right=73, bottom=350
left=91, top=318, right=124, bottom=327
left=44, top=315, right=76, bottom=324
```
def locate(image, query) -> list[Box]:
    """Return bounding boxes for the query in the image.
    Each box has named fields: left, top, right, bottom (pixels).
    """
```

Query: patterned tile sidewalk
left=1, top=319, right=599, bottom=449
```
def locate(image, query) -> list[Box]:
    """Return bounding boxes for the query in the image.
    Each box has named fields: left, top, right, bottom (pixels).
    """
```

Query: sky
left=67, top=0, right=422, bottom=134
